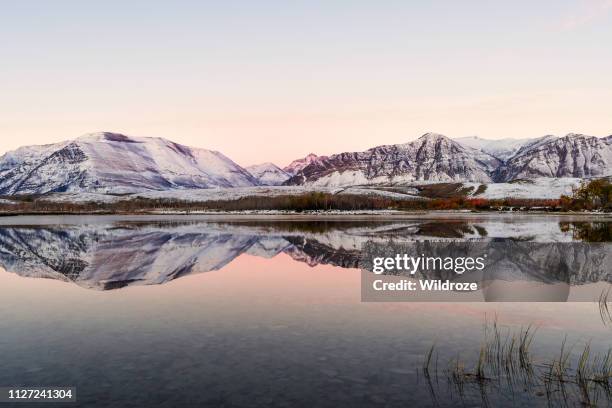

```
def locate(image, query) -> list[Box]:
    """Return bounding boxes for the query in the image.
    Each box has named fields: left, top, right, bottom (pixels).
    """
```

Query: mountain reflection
left=0, top=219, right=610, bottom=290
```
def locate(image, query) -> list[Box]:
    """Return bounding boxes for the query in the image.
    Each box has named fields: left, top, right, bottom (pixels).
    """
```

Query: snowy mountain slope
left=283, top=153, right=321, bottom=175
left=2, top=131, right=612, bottom=198
left=0, top=132, right=258, bottom=195
left=466, top=178, right=581, bottom=199
left=508, top=135, right=558, bottom=159
left=493, top=134, right=612, bottom=181
left=0, top=142, right=70, bottom=172
left=245, top=163, right=291, bottom=185
left=285, top=133, right=502, bottom=187
left=454, top=136, right=538, bottom=161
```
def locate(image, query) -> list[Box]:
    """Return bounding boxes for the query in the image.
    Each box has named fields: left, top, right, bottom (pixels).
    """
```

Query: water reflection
left=0, top=217, right=610, bottom=291
left=0, top=216, right=611, bottom=407
left=561, top=221, right=612, bottom=242
left=361, top=239, right=612, bottom=300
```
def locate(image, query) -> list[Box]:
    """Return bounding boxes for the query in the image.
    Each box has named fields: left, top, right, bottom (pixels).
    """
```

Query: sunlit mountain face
left=2, top=132, right=611, bottom=196
left=0, top=218, right=610, bottom=291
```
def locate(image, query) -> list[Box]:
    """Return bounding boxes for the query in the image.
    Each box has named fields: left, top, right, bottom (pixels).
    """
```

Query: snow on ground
left=467, top=178, right=581, bottom=199
left=133, top=186, right=340, bottom=201
left=337, top=187, right=423, bottom=200
left=42, top=185, right=425, bottom=204
left=32, top=178, right=586, bottom=205
left=44, top=192, right=131, bottom=204
left=454, top=136, right=532, bottom=161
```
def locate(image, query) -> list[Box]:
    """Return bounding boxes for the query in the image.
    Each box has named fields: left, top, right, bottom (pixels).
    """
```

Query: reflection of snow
left=0, top=218, right=609, bottom=290
left=475, top=220, right=572, bottom=242
left=245, top=237, right=293, bottom=258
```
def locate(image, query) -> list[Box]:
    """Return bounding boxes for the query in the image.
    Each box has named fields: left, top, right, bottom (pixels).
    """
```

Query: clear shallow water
left=0, top=215, right=610, bottom=407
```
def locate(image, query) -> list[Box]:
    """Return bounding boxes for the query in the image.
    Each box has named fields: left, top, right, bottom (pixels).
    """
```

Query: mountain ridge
left=0, top=132, right=258, bottom=195
left=285, top=132, right=612, bottom=186
left=284, top=133, right=503, bottom=186
left=1, top=131, right=611, bottom=195
left=493, top=133, right=612, bottom=181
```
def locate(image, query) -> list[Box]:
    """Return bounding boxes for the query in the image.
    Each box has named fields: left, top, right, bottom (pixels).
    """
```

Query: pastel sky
left=1, top=0, right=611, bottom=166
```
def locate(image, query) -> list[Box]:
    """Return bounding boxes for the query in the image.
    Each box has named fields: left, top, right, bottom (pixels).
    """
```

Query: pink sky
left=1, top=1, right=611, bottom=167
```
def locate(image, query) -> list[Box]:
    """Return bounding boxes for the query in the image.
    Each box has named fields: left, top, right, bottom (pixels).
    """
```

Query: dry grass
left=599, top=288, right=612, bottom=326
left=422, top=317, right=611, bottom=407
left=416, top=183, right=475, bottom=199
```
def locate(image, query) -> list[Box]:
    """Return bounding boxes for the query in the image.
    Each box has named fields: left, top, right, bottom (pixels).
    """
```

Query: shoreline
left=0, top=210, right=611, bottom=225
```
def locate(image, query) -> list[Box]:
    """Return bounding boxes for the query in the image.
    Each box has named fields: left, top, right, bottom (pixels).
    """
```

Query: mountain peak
left=418, top=132, right=450, bottom=141
left=0, top=132, right=258, bottom=195
left=563, top=133, right=590, bottom=139
left=246, top=162, right=290, bottom=186
left=76, top=132, right=138, bottom=143
left=285, top=133, right=501, bottom=187
left=253, top=162, right=277, bottom=168
left=283, top=153, right=321, bottom=175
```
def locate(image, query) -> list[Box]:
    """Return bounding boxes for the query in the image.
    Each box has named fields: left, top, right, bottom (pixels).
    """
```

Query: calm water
left=0, top=214, right=610, bottom=407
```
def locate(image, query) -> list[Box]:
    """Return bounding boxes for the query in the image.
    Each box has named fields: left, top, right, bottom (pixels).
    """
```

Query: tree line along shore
left=0, top=179, right=610, bottom=215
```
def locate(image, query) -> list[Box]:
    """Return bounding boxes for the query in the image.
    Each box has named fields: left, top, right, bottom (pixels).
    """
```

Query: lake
left=0, top=214, right=610, bottom=407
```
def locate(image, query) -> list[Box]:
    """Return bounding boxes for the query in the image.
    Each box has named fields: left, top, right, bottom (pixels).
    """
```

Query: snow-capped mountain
left=493, top=133, right=612, bottom=181
left=245, top=163, right=290, bottom=185
left=283, top=153, right=321, bottom=175
left=283, top=133, right=612, bottom=187
left=507, top=135, right=559, bottom=159
left=0, top=132, right=258, bottom=195
left=454, top=136, right=538, bottom=161
left=285, top=133, right=502, bottom=187
left=2, top=131, right=611, bottom=196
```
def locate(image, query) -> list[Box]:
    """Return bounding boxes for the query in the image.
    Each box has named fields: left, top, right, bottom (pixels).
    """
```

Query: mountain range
left=285, top=133, right=612, bottom=187
left=0, top=131, right=610, bottom=195
left=284, top=133, right=502, bottom=186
